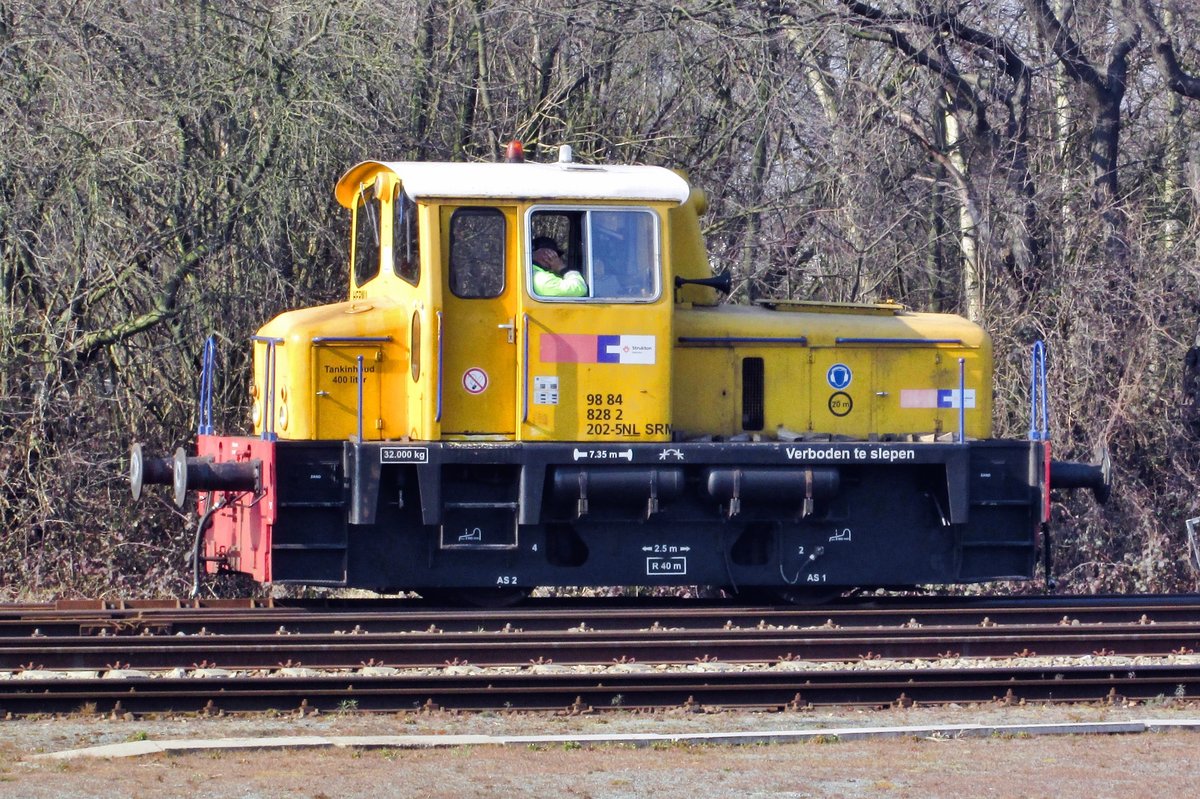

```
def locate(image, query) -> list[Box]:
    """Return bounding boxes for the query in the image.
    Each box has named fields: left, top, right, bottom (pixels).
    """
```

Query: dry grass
left=0, top=706, right=1197, bottom=798
left=1, top=735, right=1198, bottom=799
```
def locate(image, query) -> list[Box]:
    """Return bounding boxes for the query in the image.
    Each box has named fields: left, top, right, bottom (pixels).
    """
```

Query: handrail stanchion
left=958, top=357, right=966, bottom=443
left=522, top=313, right=530, bottom=424
left=1028, top=340, right=1054, bottom=589
left=198, top=335, right=216, bottom=436
left=267, top=341, right=277, bottom=441
left=356, top=355, right=365, bottom=442
left=1039, top=344, right=1049, bottom=437
left=436, top=311, right=444, bottom=423
left=1029, top=341, right=1049, bottom=441
left=251, top=335, right=283, bottom=442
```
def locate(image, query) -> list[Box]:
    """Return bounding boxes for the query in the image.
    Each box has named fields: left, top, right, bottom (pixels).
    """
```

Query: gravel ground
left=1, top=703, right=1198, bottom=798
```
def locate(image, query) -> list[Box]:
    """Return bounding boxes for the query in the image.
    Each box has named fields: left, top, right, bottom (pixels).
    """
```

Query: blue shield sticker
left=827, top=363, right=852, bottom=390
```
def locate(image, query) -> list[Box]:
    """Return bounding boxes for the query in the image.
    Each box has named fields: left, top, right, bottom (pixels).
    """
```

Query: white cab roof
left=334, top=160, right=692, bottom=207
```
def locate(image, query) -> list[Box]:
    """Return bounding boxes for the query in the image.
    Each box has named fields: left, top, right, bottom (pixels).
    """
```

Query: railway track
left=1, top=594, right=1198, bottom=717
left=2, top=665, right=1197, bottom=717
left=6, top=593, right=1200, bottom=636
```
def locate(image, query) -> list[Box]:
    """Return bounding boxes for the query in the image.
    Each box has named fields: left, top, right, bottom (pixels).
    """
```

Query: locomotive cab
left=249, top=157, right=689, bottom=445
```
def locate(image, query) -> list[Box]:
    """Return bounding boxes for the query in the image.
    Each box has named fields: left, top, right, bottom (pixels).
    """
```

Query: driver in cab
left=531, top=236, right=587, bottom=297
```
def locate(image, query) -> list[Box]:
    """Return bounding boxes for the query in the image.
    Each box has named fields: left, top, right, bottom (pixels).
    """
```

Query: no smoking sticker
left=463, top=367, right=489, bottom=394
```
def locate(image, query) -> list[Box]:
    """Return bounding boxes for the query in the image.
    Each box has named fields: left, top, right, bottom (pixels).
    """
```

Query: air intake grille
left=742, top=357, right=764, bottom=430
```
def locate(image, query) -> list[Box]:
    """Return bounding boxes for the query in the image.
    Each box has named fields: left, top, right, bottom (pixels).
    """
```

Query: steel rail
left=2, top=624, right=1200, bottom=671
left=0, top=664, right=1196, bottom=717
left=3, top=595, right=1200, bottom=638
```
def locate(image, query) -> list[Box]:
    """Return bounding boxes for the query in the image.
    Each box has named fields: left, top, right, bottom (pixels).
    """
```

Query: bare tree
left=3, top=0, right=1200, bottom=596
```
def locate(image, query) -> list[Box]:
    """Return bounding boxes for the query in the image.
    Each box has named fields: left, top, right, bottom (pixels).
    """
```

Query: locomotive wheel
left=770, top=586, right=843, bottom=605
left=737, top=586, right=842, bottom=605
left=419, top=587, right=531, bottom=608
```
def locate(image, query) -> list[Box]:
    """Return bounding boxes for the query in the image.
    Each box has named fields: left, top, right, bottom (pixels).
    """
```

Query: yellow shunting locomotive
left=131, top=146, right=1108, bottom=601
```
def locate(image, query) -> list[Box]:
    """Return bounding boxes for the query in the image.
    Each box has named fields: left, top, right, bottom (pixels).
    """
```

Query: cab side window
left=394, top=188, right=420, bottom=286
left=450, top=208, right=505, bottom=299
left=353, top=184, right=381, bottom=287
left=590, top=209, right=657, bottom=300
left=527, top=207, right=659, bottom=302
left=530, top=211, right=583, bottom=273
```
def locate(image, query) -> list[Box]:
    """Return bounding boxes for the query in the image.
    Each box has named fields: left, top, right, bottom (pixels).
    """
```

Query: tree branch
left=1022, top=0, right=1103, bottom=89
left=1132, top=0, right=1200, bottom=99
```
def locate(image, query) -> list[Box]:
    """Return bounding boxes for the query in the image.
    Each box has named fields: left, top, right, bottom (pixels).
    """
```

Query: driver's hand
left=534, top=248, right=564, bottom=272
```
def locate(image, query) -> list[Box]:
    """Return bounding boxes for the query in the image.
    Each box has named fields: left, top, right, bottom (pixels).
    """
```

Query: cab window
left=528, top=207, right=659, bottom=301
left=450, top=208, right=505, bottom=299
left=353, top=184, right=381, bottom=287
left=394, top=188, right=420, bottom=286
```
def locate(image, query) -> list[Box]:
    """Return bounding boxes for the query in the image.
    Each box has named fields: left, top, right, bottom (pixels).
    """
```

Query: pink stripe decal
left=540, top=334, right=598, bottom=363
left=900, top=389, right=938, bottom=408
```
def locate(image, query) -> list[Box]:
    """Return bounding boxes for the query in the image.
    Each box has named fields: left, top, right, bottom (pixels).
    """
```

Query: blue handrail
left=356, top=354, right=365, bottom=442
left=522, top=313, right=530, bottom=424
left=1029, top=340, right=1049, bottom=441
left=958, top=357, right=966, bottom=443
left=197, top=335, right=216, bottom=436
left=435, top=311, right=444, bottom=423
